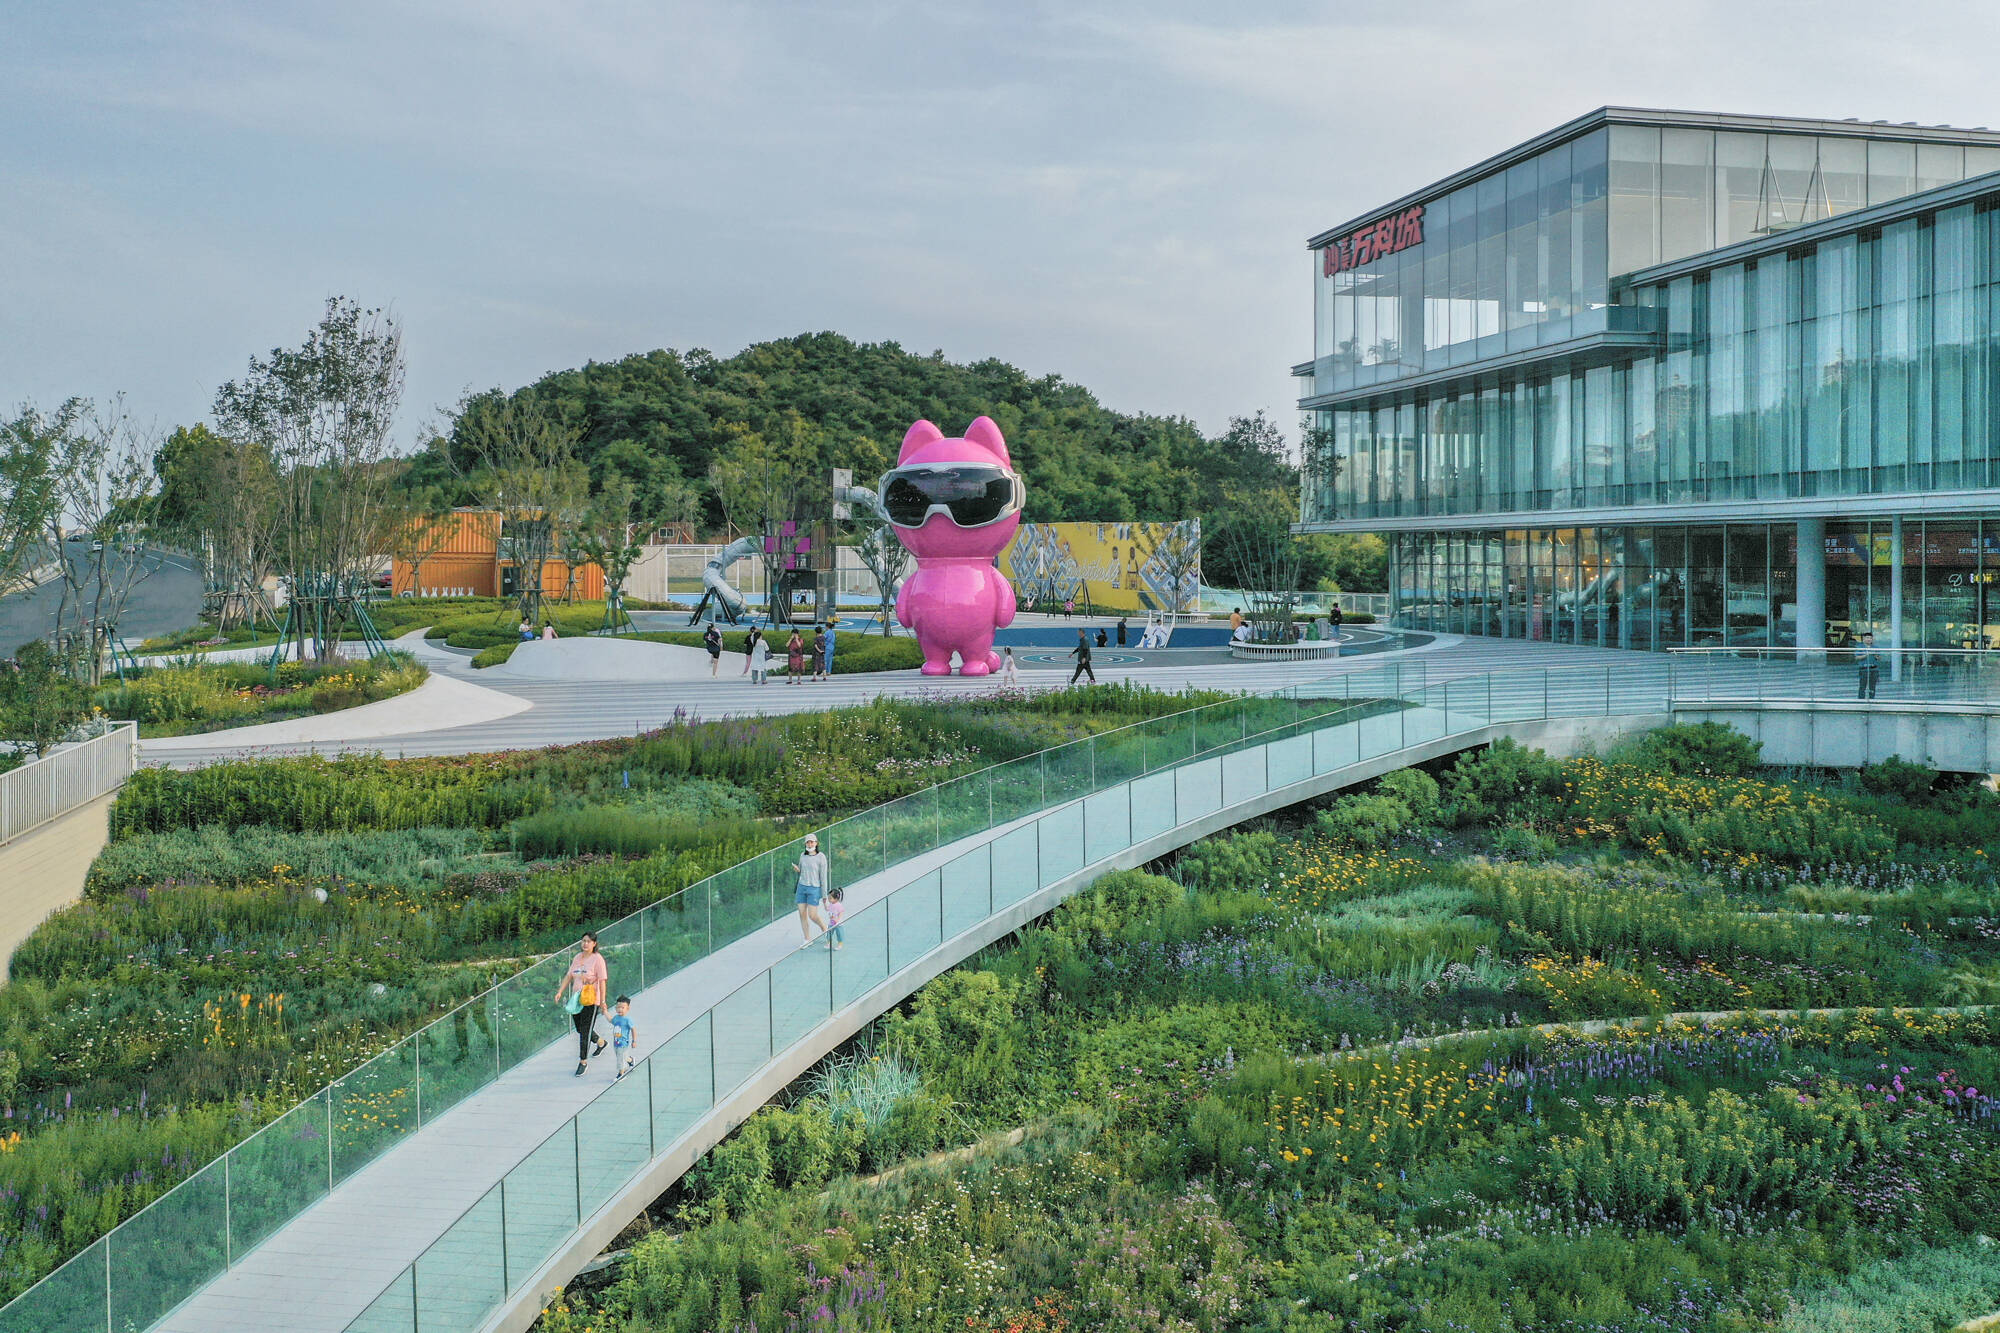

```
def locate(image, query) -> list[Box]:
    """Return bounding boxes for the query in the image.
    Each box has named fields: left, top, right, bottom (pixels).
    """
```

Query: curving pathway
left=16, top=660, right=1655, bottom=1333
left=137, top=628, right=1670, bottom=768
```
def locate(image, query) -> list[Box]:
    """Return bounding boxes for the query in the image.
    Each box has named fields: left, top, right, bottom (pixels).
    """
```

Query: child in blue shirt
left=609, top=995, right=637, bottom=1079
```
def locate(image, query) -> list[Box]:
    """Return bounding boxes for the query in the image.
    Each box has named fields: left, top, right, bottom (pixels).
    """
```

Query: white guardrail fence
left=0, top=723, right=139, bottom=847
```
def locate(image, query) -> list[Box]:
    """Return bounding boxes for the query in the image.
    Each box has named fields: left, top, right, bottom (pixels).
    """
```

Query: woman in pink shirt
left=554, top=931, right=609, bottom=1076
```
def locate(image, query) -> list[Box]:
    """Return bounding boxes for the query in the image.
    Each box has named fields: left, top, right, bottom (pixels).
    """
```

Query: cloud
left=5, top=0, right=2000, bottom=450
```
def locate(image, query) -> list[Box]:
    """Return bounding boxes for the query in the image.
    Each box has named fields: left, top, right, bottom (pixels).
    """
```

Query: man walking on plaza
left=1068, top=628, right=1095, bottom=686
left=1857, top=633, right=1883, bottom=699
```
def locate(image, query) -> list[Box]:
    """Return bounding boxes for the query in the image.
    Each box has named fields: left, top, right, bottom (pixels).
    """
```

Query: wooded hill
left=411, top=332, right=1297, bottom=530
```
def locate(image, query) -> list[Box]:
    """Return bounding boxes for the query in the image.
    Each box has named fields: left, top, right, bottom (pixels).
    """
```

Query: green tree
left=417, top=334, right=1291, bottom=529
left=213, top=297, right=407, bottom=660
left=0, top=640, right=92, bottom=756
left=152, top=423, right=280, bottom=627
left=46, top=396, right=161, bottom=682
left=0, top=402, right=69, bottom=597
left=450, top=387, right=590, bottom=623
left=569, top=476, right=649, bottom=628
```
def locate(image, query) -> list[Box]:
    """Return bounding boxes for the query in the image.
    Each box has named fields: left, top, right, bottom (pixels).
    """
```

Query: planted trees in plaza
left=153, top=422, right=281, bottom=630
left=570, top=476, right=649, bottom=631
left=1208, top=512, right=1304, bottom=641
left=450, top=387, right=589, bottom=625
left=707, top=416, right=817, bottom=617
left=853, top=519, right=911, bottom=635
left=213, top=298, right=407, bottom=660
left=1147, top=518, right=1203, bottom=614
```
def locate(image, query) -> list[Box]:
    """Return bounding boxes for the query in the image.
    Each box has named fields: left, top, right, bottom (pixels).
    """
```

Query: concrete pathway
left=141, top=630, right=1654, bottom=766
left=154, top=783, right=1071, bottom=1333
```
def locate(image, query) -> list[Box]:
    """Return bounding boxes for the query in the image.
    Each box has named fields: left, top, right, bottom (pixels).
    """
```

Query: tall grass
left=510, top=808, right=765, bottom=860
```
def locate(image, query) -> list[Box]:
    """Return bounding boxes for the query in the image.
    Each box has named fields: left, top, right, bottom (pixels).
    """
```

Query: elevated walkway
left=12, top=648, right=1998, bottom=1333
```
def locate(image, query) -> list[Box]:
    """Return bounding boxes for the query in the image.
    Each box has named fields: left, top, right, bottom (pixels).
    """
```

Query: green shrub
left=1050, top=870, right=1184, bottom=942
left=95, top=653, right=427, bottom=737
left=1620, top=720, right=1764, bottom=777
left=1441, top=737, right=1564, bottom=826
left=1780, top=1240, right=2000, bottom=1332
left=1489, top=824, right=1556, bottom=861
left=509, top=808, right=764, bottom=860
left=1375, top=768, right=1440, bottom=823
left=1174, top=829, right=1282, bottom=893
left=1314, top=792, right=1413, bottom=848
left=1857, top=754, right=1941, bottom=803
left=110, top=754, right=541, bottom=837
left=84, top=824, right=500, bottom=899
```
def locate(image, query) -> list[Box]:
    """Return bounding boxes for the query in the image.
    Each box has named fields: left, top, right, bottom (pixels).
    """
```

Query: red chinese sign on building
left=1321, top=204, right=1426, bottom=277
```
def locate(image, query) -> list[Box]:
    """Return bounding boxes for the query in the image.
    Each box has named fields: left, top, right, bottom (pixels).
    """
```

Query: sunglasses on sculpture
left=878, top=464, right=1024, bottom=530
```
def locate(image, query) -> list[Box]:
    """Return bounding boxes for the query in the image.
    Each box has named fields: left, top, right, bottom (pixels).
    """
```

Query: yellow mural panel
left=1000, top=521, right=1201, bottom=613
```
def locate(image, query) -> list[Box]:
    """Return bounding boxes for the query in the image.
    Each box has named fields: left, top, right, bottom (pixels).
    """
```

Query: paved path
left=148, top=693, right=1506, bottom=1333
left=140, top=629, right=1661, bottom=766
left=153, top=760, right=1115, bottom=1333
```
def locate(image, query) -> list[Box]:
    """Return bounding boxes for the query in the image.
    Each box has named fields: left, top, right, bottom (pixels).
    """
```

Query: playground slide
left=694, top=535, right=760, bottom=623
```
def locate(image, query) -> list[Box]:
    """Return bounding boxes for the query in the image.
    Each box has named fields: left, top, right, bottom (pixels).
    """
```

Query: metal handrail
left=0, top=663, right=1432, bottom=1330
left=0, top=722, right=138, bottom=848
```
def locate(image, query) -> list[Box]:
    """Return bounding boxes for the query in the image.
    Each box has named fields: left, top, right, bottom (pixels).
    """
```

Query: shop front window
left=1724, top=525, right=1772, bottom=646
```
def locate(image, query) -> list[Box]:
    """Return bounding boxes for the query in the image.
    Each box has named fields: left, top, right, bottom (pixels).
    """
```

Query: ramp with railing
left=12, top=649, right=1988, bottom=1333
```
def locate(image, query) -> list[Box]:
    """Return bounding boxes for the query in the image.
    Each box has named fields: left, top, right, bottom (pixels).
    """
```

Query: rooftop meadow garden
left=0, top=684, right=1225, bottom=1305
left=97, top=652, right=427, bottom=736
left=536, top=724, right=2000, bottom=1333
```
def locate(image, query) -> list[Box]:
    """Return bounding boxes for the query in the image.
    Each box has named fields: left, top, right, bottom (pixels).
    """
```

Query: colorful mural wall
left=1000, top=521, right=1201, bottom=613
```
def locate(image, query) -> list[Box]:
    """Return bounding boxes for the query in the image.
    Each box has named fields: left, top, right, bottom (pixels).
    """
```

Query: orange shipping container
left=395, top=554, right=497, bottom=596
left=425, top=510, right=503, bottom=556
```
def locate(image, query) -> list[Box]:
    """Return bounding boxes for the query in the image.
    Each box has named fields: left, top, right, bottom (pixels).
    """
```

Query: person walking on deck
left=554, top=931, right=609, bottom=1076
left=792, top=833, right=830, bottom=944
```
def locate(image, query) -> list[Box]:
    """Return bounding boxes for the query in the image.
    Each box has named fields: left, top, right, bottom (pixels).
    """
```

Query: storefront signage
left=1321, top=204, right=1426, bottom=277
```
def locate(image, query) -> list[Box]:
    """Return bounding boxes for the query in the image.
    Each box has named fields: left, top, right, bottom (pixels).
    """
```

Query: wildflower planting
left=544, top=725, right=2000, bottom=1333
left=0, top=686, right=1239, bottom=1304
left=94, top=651, right=428, bottom=736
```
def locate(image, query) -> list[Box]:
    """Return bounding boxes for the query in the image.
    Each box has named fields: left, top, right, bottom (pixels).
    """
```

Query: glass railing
left=0, top=661, right=1446, bottom=1333
left=1666, top=647, right=2000, bottom=707
left=337, top=663, right=1686, bottom=1333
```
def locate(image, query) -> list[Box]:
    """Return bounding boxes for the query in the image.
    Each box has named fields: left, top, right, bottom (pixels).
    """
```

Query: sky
left=6, top=0, right=2000, bottom=454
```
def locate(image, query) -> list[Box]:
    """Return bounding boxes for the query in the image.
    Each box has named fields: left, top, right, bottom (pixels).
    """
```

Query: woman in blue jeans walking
left=792, top=833, right=829, bottom=945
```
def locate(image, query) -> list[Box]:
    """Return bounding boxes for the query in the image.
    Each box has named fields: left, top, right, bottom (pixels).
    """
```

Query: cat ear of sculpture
left=961, top=416, right=1011, bottom=466
left=898, top=419, right=943, bottom=463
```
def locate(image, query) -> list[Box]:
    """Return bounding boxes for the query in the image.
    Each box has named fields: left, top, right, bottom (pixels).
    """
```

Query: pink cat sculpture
left=885, top=417, right=1022, bottom=676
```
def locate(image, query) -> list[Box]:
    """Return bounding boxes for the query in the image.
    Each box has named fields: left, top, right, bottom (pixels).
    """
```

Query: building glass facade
left=1305, top=114, right=2000, bottom=403
left=1298, top=108, right=2000, bottom=653
left=1393, top=521, right=2000, bottom=650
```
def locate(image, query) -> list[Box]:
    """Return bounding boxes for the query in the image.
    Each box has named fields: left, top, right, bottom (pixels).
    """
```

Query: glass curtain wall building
left=1296, top=107, right=2000, bottom=650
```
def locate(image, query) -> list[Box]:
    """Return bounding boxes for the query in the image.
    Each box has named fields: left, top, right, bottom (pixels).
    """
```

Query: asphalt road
left=0, top=545, right=203, bottom=655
